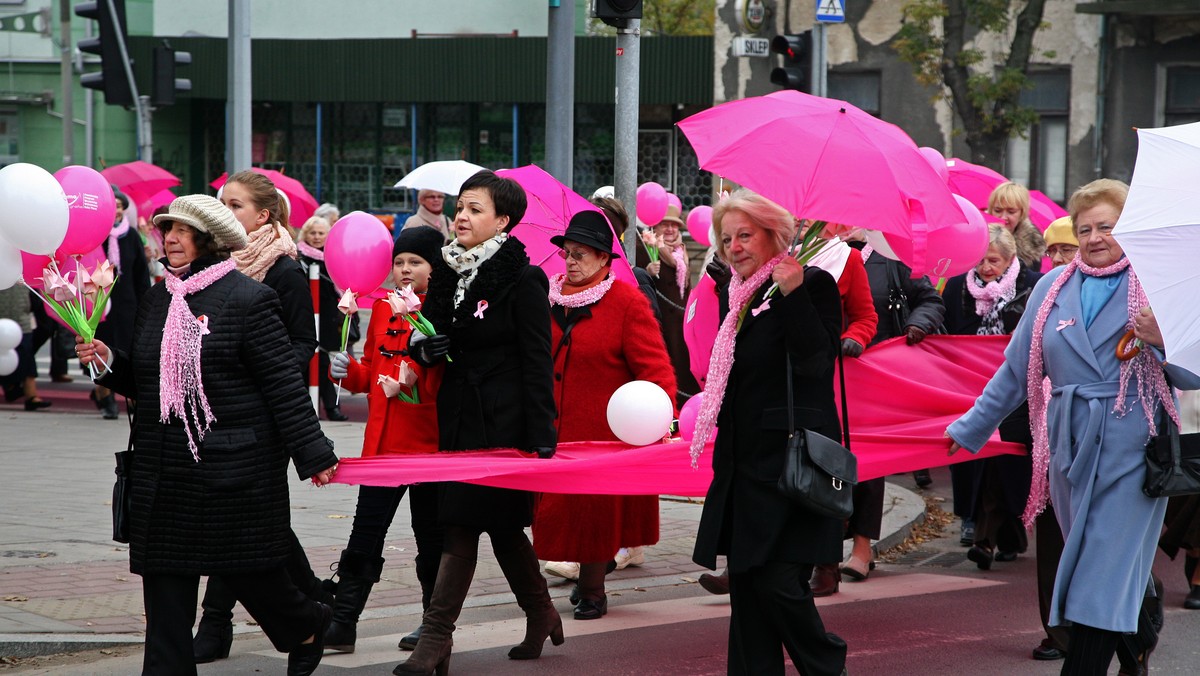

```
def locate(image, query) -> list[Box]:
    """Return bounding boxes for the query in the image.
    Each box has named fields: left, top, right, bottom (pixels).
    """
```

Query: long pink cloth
left=332, top=335, right=1024, bottom=493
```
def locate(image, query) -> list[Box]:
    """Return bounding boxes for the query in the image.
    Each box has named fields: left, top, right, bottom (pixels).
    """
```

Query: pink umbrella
left=123, top=187, right=178, bottom=218
left=101, top=160, right=181, bottom=203
left=944, top=157, right=1007, bottom=210
left=677, top=91, right=965, bottom=275
left=496, top=165, right=637, bottom=287
left=1028, top=190, right=1069, bottom=230
left=211, top=169, right=319, bottom=227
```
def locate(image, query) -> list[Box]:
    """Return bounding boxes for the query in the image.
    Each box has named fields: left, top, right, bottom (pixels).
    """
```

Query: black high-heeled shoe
left=24, top=398, right=52, bottom=411
left=192, top=619, right=233, bottom=664
left=325, top=406, right=349, bottom=422
left=967, top=545, right=994, bottom=570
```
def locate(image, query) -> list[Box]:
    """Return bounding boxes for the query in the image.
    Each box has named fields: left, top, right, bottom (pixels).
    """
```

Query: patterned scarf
left=1022, top=253, right=1178, bottom=527
left=106, top=215, right=132, bottom=274
left=442, top=233, right=508, bottom=308
left=232, top=224, right=297, bottom=282
left=296, top=240, right=324, bottom=261
left=689, top=252, right=788, bottom=467
left=966, top=260, right=1020, bottom=335
left=160, top=259, right=238, bottom=462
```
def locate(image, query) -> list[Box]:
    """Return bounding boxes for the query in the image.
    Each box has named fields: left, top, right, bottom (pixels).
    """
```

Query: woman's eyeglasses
left=558, top=249, right=590, bottom=261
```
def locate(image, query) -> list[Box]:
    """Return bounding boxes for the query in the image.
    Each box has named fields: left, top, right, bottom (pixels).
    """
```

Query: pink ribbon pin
left=473, top=300, right=489, bottom=319
left=197, top=315, right=211, bottom=336
left=1056, top=318, right=1076, bottom=331
left=751, top=298, right=771, bottom=317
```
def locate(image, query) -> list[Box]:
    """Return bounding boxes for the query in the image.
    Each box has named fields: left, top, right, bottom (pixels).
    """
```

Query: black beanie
left=393, top=225, right=445, bottom=266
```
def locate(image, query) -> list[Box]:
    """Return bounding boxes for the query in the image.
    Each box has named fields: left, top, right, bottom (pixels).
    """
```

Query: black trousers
left=29, top=298, right=71, bottom=377
left=142, top=568, right=323, bottom=675
left=345, top=483, right=444, bottom=599
left=950, top=458, right=984, bottom=520
left=200, top=529, right=322, bottom=625
left=846, top=477, right=885, bottom=540
left=1036, top=503, right=1070, bottom=652
left=728, top=562, right=847, bottom=676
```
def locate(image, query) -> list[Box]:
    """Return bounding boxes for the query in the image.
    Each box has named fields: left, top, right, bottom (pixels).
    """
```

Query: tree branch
left=940, top=0, right=981, bottom=139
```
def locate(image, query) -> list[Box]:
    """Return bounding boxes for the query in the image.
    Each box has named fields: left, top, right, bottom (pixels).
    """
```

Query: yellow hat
left=1043, top=216, right=1077, bottom=247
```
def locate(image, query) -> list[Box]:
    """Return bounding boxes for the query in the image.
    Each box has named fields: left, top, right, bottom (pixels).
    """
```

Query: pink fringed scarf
left=297, top=240, right=324, bottom=261
left=1022, top=254, right=1179, bottom=527
left=670, top=246, right=688, bottom=298
left=160, top=259, right=238, bottom=462
left=689, top=252, right=788, bottom=467
left=106, top=215, right=132, bottom=273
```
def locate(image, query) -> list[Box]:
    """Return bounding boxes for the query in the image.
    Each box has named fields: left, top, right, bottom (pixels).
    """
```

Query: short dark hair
left=459, top=170, right=527, bottom=227
left=154, top=221, right=225, bottom=260
left=591, top=196, right=628, bottom=232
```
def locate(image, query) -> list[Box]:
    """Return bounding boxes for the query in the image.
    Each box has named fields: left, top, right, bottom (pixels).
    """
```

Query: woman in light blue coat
left=946, top=179, right=1200, bottom=676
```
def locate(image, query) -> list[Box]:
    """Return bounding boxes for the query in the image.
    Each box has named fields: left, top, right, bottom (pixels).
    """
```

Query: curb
left=872, top=481, right=927, bottom=557
left=0, top=634, right=143, bottom=659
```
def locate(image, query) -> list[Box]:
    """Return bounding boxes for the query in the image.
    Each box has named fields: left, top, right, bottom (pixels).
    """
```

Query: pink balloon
left=324, top=211, right=394, bottom=293
left=666, top=193, right=682, bottom=214
left=21, top=251, right=53, bottom=289
left=636, top=182, right=669, bottom=226
left=885, top=194, right=989, bottom=279
left=686, top=205, right=713, bottom=247
left=53, top=166, right=116, bottom=257
left=918, top=147, right=949, bottom=184
left=677, top=392, right=705, bottom=442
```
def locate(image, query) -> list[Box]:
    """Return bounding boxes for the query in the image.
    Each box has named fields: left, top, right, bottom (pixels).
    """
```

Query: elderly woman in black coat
left=76, top=195, right=338, bottom=676
left=691, top=189, right=847, bottom=676
left=395, top=170, right=560, bottom=676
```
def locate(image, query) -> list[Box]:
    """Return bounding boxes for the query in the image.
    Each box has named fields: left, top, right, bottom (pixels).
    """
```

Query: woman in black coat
left=396, top=170, right=560, bottom=675
left=691, top=190, right=847, bottom=676
left=76, top=195, right=338, bottom=676
left=943, top=224, right=1041, bottom=569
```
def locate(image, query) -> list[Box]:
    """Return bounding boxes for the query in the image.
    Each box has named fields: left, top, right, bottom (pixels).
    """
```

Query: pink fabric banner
left=331, top=334, right=1025, bottom=494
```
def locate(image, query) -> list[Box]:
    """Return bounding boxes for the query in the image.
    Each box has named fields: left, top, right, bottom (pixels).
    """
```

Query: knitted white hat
left=153, top=195, right=248, bottom=251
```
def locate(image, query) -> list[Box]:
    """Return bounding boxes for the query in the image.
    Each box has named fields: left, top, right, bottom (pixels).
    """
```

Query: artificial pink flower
left=640, top=229, right=658, bottom=247
left=89, top=260, right=116, bottom=290
left=398, top=360, right=418, bottom=388
left=386, top=290, right=408, bottom=315
left=42, top=267, right=77, bottom=303
left=337, top=289, right=358, bottom=315
left=377, top=374, right=402, bottom=398
left=396, top=284, right=422, bottom=314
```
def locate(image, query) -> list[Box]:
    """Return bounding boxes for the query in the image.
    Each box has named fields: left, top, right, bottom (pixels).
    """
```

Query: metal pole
left=545, top=0, right=574, bottom=185
left=812, top=22, right=828, bottom=98
left=615, top=19, right=640, bottom=260
left=138, top=95, right=152, bottom=164
left=315, top=102, right=322, bottom=201
left=101, top=0, right=146, bottom=160
left=60, top=0, right=74, bottom=166
left=227, top=0, right=252, bottom=173
left=308, top=262, right=320, bottom=410
left=83, top=19, right=94, bottom=167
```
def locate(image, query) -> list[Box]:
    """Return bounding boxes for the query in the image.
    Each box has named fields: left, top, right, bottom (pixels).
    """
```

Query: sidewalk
left=0, top=376, right=925, bottom=659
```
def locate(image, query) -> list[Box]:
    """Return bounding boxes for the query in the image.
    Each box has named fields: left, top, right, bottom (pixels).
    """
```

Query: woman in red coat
left=323, top=226, right=446, bottom=653
left=532, top=210, right=677, bottom=621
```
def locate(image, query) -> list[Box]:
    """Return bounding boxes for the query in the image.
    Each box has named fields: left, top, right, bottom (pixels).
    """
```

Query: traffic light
left=152, top=43, right=192, bottom=107
left=593, top=0, right=642, bottom=29
left=770, top=32, right=812, bottom=92
left=75, top=0, right=132, bottom=106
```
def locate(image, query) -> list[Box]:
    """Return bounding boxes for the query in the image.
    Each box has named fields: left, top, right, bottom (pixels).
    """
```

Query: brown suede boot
left=810, top=563, right=841, bottom=597
left=491, top=531, right=565, bottom=660
left=392, top=552, right=476, bottom=676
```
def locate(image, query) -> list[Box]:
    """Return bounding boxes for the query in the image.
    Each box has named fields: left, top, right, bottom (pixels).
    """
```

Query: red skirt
left=532, top=493, right=660, bottom=562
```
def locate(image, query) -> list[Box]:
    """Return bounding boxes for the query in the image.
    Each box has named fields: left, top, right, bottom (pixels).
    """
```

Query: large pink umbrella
left=211, top=169, right=319, bottom=227
left=677, top=91, right=965, bottom=275
left=101, top=160, right=181, bottom=203
left=497, top=165, right=637, bottom=287
left=944, top=157, right=1007, bottom=211
left=1028, top=190, right=1069, bottom=229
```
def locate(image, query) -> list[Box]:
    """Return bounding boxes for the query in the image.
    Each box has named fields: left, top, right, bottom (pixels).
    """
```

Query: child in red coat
left=323, top=225, right=447, bottom=653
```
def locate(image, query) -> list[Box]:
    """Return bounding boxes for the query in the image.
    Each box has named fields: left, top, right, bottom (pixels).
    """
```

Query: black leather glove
left=706, top=258, right=732, bottom=292
left=905, top=326, right=928, bottom=346
left=527, top=446, right=556, bottom=460
left=841, top=338, right=864, bottom=358
left=411, top=333, right=450, bottom=367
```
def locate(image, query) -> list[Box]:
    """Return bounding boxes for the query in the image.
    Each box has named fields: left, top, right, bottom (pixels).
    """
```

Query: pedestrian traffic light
left=770, top=32, right=812, bottom=92
left=152, top=43, right=192, bottom=107
left=75, top=0, right=133, bottom=107
left=593, top=0, right=642, bottom=29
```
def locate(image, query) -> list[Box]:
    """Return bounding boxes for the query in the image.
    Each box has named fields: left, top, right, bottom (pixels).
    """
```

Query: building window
left=1006, top=70, right=1069, bottom=203
left=0, top=109, right=18, bottom=168
left=828, top=72, right=881, bottom=115
left=1164, top=66, right=1200, bottom=126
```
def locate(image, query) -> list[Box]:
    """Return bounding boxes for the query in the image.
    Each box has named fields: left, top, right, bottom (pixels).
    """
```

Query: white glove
left=330, top=352, right=351, bottom=379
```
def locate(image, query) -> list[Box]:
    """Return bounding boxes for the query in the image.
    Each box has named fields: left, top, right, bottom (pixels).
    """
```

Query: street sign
left=731, top=36, right=770, bottom=58
left=816, top=0, right=845, bottom=23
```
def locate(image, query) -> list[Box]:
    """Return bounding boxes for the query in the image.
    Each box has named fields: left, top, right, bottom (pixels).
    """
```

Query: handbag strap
left=786, top=353, right=795, bottom=433
left=785, top=347, right=852, bottom=451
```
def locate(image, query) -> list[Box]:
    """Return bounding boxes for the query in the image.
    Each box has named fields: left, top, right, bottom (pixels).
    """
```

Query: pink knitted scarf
left=160, top=259, right=238, bottom=462
left=106, top=215, right=132, bottom=273
left=1022, top=254, right=1179, bottom=527
left=548, top=272, right=616, bottom=308
left=297, top=240, right=324, bottom=261
left=966, top=258, right=1020, bottom=317
left=233, top=224, right=297, bottom=282
left=670, top=246, right=688, bottom=298
left=689, top=252, right=788, bottom=467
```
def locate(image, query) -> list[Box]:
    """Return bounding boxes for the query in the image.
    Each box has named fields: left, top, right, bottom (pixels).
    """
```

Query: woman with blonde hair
left=987, top=181, right=1046, bottom=270
left=296, top=215, right=349, bottom=421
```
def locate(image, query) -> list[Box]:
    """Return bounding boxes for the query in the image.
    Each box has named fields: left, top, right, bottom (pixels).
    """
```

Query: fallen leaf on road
left=327, top=514, right=349, bottom=519
left=680, top=576, right=698, bottom=583
left=100, top=650, right=114, bottom=655
left=4, top=596, right=28, bottom=602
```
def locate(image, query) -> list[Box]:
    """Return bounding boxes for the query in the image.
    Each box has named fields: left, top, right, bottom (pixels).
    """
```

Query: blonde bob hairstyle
left=1066, top=178, right=1128, bottom=230
left=711, top=189, right=794, bottom=265
left=987, top=182, right=1031, bottom=224
left=296, top=215, right=331, bottom=243
left=985, top=222, right=1018, bottom=262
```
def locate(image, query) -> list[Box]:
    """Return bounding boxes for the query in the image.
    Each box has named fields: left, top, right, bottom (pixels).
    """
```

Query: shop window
left=1164, top=66, right=1200, bottom=126
left=1006, top=70, right=1069, bottom=203
left=828, top=72, right=881, bottom=116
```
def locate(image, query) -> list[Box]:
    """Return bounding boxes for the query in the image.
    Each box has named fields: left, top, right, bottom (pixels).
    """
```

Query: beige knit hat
left=153, top=195, right=248, bottom=251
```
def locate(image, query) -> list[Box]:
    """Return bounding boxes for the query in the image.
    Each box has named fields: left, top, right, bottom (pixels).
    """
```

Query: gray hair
left=711, top=189, right=794, bottom=264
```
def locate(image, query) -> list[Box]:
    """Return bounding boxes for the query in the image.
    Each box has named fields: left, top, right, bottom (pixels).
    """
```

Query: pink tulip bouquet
left=29, top=259, right=117, bottom=376
left=378, top=360, right=420, bottom=404
left=639, top=229, right=662, bottom=264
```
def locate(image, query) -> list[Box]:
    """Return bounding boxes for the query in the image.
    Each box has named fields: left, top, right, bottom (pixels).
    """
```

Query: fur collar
left=424, top=236, right=531, bottom=330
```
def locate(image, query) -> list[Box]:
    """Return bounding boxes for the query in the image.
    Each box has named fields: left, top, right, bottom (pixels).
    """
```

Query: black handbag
left=112, top=405, right=135, bottom=544
left=777, top=353, right=858, bottom=519
left=1143, top=406, right=1200, bottom=499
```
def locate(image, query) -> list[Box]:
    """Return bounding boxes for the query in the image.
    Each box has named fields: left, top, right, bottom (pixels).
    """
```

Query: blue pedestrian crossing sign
left=816, top=0, right=846, bottom=23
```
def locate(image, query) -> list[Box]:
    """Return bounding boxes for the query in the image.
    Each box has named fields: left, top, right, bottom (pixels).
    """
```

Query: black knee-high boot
left=1061, top=623, right=1119, bottom=675
left=490, top=529, right=565, bottom=660
left=193, top=577, right=236, bottom=663
left=323, top=549, right=385, bottom=653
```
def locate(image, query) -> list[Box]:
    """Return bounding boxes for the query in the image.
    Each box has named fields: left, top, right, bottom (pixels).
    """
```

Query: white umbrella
left=394, top=160, right=486, bottom=195
left=1113, top=121, right=1200, bottom=376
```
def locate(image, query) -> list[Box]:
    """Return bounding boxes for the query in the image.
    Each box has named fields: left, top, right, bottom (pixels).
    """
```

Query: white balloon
left=0, top=163, right=70, bottom=255
left=607, top=380, right=674, bottom=446
left=0, top=318, right=22, bottom=351
left=0, top=235, right=21, bottom=290
left=0, top=349, right=18, bottom=377
left=864, top=229, right=900, bottom=261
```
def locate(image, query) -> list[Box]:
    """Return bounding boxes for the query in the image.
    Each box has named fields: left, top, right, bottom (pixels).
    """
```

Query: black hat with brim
left=550, top=210, right=615, bottom=254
